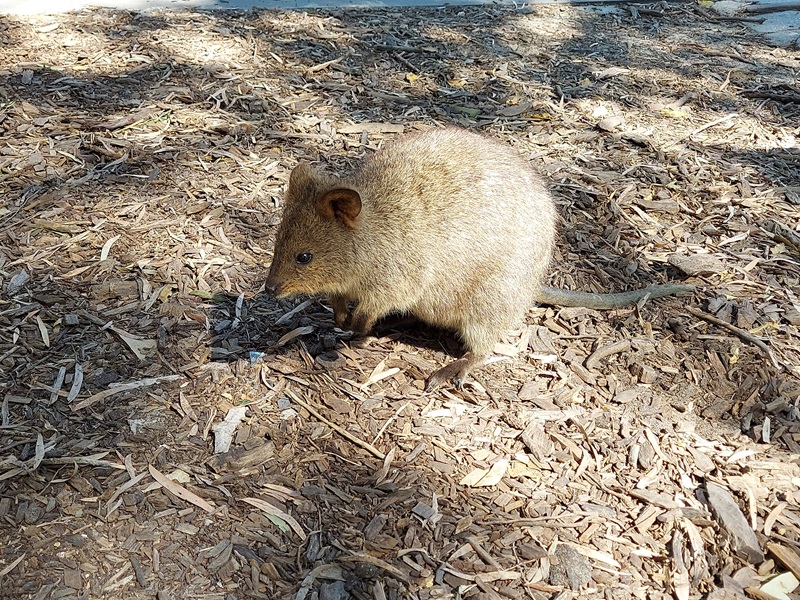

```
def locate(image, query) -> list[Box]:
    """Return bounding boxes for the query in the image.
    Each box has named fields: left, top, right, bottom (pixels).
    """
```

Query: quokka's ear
left=288, top=161, right=317, bottom=192
left=316, top=188, right=362, bottom=230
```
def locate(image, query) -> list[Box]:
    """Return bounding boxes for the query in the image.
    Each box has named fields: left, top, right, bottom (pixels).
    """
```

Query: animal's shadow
left=206, top=290, right=465, bottom=373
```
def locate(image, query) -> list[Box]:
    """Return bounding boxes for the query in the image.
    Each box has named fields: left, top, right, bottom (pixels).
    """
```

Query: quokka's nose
left=265, top=278, right=282, bottom=296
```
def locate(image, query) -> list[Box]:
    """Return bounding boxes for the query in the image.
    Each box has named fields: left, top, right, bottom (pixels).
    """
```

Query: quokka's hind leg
left=426, top=320, right=500, bottom=391
left=349, top=299, right=387, bottom=335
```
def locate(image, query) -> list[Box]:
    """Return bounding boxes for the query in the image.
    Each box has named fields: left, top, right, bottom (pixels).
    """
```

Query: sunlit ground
left=0, top=0, right=213, bottom=13
left=0, top=0, right=508, bottom=15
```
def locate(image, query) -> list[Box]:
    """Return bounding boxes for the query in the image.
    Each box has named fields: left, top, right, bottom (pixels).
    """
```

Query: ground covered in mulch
left=1, top=3, right=799, bottom=599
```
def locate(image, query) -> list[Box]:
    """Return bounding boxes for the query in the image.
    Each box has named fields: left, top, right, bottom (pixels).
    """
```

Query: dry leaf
left=497, top=101, right=532, bottom=117
left=148, top=464, right=215, bottom=513
left=7, top=270, right=29, bottom=295
left=100, top=235, right=121, bottom=261
left=274, top=326, right=315, bottom=348
left=461, top=459, right=509, bottom=487
left=72, top=375, right=182, bottom=411
left=33, top=433, right=44, bottom=470
left=460, top=466, right=490, bottom=487
left=241, top=497, right=306, bottom=540
left=67, top=364, right=83, bottom=403
left=362, top=359, right=401, bottom=388
left=35, top=315, right=49, bottom=348
left=0, top=554, right=25, bottom=577
left=111, top=327, right=156, bottom=360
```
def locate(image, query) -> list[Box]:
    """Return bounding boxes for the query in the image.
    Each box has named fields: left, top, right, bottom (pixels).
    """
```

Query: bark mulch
left=0, top=4, right=799, bottom=599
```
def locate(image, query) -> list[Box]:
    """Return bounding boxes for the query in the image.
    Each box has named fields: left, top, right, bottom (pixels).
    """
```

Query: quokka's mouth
left=268, top=282, right=301, bottom=299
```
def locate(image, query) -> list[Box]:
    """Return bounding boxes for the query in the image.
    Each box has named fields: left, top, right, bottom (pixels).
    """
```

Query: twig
left=371, top=401, right=411, bottom=446
left=717, top=15, right=764, bottom=24
left=665, top=113, right=738, bottom=149
left=741, top=91, right=800, bottom=104
left=365, top=90, right=412, bottom=104
left=688, top=112, right=738, bottom=137
left=694, top=6, right=765, bottom=22
left=71, top=375, right=183, bottom=411
left=682, top=42, right=758, bottom=64
left=286, top=389, right=385, bottom=460
left=585, top=339, right=631, bottom=371
left=305, top=56, right=344, bottom=75
left=371, top=43, right=435, bottom=54
left=744, top=2, right=800, bottom=14
left=712, top=14, right=765, bottom=22
left=685, top=306, right=779, bottom=369
left=394, top=53, right=420, bottom=74
left=338, top=553, right=410, bottom=583
left=467, top=536, right=504, bottom=570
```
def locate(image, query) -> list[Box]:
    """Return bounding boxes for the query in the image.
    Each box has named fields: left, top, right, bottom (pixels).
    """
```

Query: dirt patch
left=0, top=4, right=799, bottom=599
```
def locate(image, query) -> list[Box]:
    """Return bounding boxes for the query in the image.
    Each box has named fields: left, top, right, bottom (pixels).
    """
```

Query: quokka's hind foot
left=426, top=352, right=487, bottom=391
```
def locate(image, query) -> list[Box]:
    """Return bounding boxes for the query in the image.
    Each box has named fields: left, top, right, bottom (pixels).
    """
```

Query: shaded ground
left=1, top=0, right=799, bottom=52
left=0, top=4, right=799, bottom=600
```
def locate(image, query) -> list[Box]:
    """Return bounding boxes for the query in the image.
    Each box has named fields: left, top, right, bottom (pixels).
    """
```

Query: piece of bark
left=767, top=542, right=800, bottom=581
left=669, top=254, right=726, bottom=276
left=706, top=482, right=764, bottom=564
left=631, top=362, right=658, bottom=384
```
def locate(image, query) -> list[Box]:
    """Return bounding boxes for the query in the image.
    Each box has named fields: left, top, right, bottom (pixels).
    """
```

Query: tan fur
left=266, top=127, right=689, bottom=388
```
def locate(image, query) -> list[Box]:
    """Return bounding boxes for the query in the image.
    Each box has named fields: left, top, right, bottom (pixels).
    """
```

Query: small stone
left=732, top=566, right=760, bottom=589
left=596, top=116, right=624, bottom=132
left=548, top=544, right=592, bottom=590
left=707, top=588, right=748, bottom=600
left=63, top=569, right=82, bottom=590
left=669, top=254, right=726, bottom=276
left=64, top=313, right=80, bottom=326
left=352, top=562, right=381, bottom=578
left=705, top=482, right=765, bottom=564
left=720, top=574, right=745, bottom=597
left=712, top=1, right=746, bottom=16
left=6, top=270, right=30, bottom=295
left=758, top=559, right=775, bottom=577
left=23, top=502, right=43, bottom=524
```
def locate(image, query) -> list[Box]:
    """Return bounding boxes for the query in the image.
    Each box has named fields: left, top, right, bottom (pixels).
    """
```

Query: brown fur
left=266, top=127, right=690, bottom=388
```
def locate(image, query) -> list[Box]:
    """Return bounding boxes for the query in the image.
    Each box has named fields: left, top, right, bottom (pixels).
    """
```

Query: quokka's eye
left=296, top=252, right=313, bottom=265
